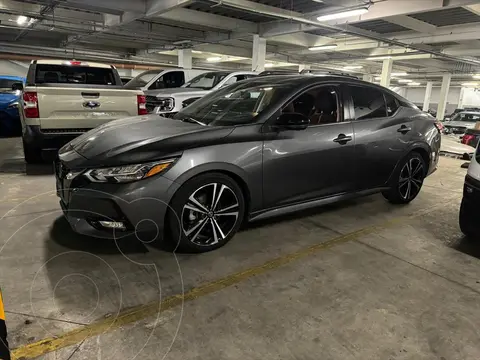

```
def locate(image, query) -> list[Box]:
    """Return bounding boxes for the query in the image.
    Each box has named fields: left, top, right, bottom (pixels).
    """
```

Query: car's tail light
left=137, top=95, right=148, bottom=115
left=434, top=121, right=444, bottom=132
left=23, top=91, right=39, bottom=118
left=462, top=134, right=475, bottom=145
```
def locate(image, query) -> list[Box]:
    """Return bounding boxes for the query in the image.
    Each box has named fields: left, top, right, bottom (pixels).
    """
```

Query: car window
left=174, top=82, right=289, bottom=126
left=184, top=72, right=230, bottom=90
left=126, top=69, right=162, bottom=88
left=350, top=85, right=387, bottom=120
left=282, top=86, right=339, bottom=126
left=384, top=93, right=399, bottom=116
left=162, top=71, right=185, bottom=88
left=451, top=113, right=480, bottom=122
left=35, top=64, right=116, bottom=85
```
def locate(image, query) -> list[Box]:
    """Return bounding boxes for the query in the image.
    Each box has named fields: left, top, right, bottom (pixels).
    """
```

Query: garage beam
left=437, top=73, right=452, bottom=121
left=384, top=15, right=437, bottom=34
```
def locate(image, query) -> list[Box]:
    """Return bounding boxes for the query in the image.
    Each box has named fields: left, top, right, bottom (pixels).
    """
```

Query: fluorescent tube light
left=317, top=8, right=368, bottom=22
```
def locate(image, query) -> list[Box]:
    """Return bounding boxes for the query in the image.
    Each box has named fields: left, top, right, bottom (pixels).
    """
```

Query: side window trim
left=383, top=92, right=401, bottom=118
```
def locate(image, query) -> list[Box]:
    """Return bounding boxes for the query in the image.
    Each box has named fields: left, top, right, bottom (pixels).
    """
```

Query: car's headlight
left=84, top=158, right=176, bottom=183
left=157, top=98, right=175, bottom=111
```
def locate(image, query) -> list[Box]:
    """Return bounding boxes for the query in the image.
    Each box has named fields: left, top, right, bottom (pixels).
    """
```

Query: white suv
left=145, top=71, right=258, bottom=116
left=460, top=144, right=480, bottom=237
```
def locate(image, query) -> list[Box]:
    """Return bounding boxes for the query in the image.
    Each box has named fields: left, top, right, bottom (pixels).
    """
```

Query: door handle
left=333, top=134, right=353, bottom=144
left=397, top=125, right=411, bottom=134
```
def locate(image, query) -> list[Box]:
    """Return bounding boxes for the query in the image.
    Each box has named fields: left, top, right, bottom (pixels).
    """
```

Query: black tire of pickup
left=22, top=137, right=42, bottom=164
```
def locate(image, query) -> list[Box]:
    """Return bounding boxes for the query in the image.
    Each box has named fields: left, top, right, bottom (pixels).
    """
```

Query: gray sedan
left=56, top=75, right=441, bottom=252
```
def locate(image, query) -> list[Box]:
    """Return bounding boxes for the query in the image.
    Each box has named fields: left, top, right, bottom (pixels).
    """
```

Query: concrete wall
left=0, top=60, right=29, bottom=77
left=403, top=86, right=480, bottom=113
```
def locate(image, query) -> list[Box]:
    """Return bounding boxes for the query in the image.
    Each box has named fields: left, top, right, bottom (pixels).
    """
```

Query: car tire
left=459, top=200, right=475, bottom=238
left=167, top=172, right=245, bottom=253
left=382, top=151, right=426, bottom=204
left=22, top=137, right=42, bottom=164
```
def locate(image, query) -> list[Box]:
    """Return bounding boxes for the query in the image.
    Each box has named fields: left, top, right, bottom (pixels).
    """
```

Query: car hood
left=60, top=114, right=234, bottom=168
left=444, top=121, right=476, bottom=129
left=144, top=87, right=209, bottom=98
left=0, top=92, right=19, bottom=108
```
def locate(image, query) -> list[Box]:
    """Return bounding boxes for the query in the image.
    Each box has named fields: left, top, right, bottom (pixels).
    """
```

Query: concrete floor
left=1, top=137, right=479, bottom=359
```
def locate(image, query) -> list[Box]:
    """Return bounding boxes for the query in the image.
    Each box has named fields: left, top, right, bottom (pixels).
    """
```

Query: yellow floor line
left=11, top=202, right=448, bottom=359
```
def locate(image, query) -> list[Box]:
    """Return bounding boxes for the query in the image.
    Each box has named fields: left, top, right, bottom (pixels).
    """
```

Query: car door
left=262, top=84, right=356, bottom=209
left=345, top=84, right=413, bottom=190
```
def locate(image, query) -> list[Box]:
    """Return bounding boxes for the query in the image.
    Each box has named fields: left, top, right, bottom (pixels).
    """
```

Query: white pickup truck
left=19, top=59, right=146, bottom=163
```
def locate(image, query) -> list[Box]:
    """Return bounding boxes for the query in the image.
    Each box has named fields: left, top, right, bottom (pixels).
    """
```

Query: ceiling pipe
left=215, top=0, right=480, bottom=67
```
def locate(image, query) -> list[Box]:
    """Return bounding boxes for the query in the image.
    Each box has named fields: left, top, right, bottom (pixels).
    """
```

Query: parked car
left=145, top=71, right=258, bottom=116
left=460, top=142, right=480, bottom=238
left=445, top=107, right=480, bottom=121
left=19, top=60, right=145, bottom=163
left=120, top=76, right=133, bottom=85
left=462, top=128, right=480, bottom=148
left=443, top=111, right=480, bottom=134
left=55, top=75, right=441, bottom=253
left=0, top=75, right=24, bottom=137
left=124, top=68, right=207, bottom=92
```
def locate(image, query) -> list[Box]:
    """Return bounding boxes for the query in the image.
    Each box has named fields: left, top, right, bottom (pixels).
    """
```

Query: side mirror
left=12, top=82, right=23, bottom=91
left=276, top=112, right=310, bottom=130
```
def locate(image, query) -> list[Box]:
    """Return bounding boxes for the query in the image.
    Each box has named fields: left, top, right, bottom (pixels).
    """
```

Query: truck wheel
left=22, top=138, right=42, bottom=164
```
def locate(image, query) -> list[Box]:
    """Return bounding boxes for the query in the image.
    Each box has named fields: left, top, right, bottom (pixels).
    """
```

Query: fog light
left=99, top=221, right=126, bottom=230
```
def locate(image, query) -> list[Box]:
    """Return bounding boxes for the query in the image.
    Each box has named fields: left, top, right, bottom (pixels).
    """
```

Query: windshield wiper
left=181, top=117, right=206, bottom=126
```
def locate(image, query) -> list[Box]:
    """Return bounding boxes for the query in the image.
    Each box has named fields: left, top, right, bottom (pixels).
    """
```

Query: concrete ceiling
left=0, top=0, right=479, bottom=85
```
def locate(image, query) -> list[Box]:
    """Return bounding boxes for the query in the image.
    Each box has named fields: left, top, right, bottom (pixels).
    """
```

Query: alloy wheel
left=398, top=157, right=424, bottom=201
left=181, top=183, right=240, bottom=246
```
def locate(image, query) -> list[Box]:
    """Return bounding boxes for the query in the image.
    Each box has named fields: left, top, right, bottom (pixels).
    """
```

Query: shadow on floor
left=451, top=236, right=480, bottom=260
left=0, top=158, right=55, bottom=175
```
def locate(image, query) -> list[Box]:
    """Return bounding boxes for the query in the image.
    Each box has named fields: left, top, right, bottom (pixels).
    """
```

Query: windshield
left=451, top=113, right=480, bottom=122
left=173, top=82, right=288, bottom=126
left=0, top=79, right=20, bottom=93
left=125, top=69, right=162, bottom=88
left=184, top=72, right=230, bottom=90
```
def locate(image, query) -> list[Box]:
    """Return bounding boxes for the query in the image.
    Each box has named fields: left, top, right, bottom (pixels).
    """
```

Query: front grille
left=41, top=128, right=92, bottom=134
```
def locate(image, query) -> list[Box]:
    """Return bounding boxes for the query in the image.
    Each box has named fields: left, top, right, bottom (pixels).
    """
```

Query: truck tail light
left=137, top=95, right=148, bottom=115
left=462, top=134, right=475, bottom=145
left=23, top=92, right=39, bottom=118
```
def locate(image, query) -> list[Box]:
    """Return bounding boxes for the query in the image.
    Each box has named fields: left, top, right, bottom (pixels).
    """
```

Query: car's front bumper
left=55, top=160, right=180, bottom=239
left=460, top=175, right=480, bottom=236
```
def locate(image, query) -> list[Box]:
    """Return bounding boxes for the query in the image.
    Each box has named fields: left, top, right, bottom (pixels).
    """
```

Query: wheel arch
left=164, top=162, right=253, bottom=222
left=387, top=143, right=431, bottom=185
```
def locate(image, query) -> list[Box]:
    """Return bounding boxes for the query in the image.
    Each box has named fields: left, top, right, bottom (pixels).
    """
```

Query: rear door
left=346, top=84, right=413, bottom=190
left=34, top=63, right=137, bottom=130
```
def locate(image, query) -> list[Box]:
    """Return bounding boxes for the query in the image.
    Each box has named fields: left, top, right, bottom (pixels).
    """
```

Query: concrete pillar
left=362, top=74, right=374, bottom=83
left=298, top=64, right=310, bottom=73
left=437, top=73, right=452, bottom=121
left=380, top=58, right=393, bottom=88
left=458, top=87, right=466, bottom=109
left=422, top=81, right=433, bottom=112
left=252, top=34, right=266, bottom=72
left=178, top=49, right=192, bottom=69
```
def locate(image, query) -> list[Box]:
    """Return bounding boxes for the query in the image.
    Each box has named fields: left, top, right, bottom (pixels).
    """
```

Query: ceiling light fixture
left=264, top=63, right=274, bottom=68
left=207, top=57, right=222, bottom=62
left=192, top=50, right=202, bottom=54
left=308, top=44, right=338, bottom=51
left=17, top=15, right=28, bottom=25
left=462, top=82, right=478, bottom=87
left=317, top=7, right=369, bottom=22
left=343, top=65, right=363, bottom=70
left=391, top=72, right=408, bottom=76
left=398, top=79, right=412, bottom=83
left=473, top=74, right=480, bottom=79
left=409, top=82, right=421, bottom=86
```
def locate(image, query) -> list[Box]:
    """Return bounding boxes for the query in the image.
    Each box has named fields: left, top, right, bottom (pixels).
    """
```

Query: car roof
left=0, top=75, right=25, bottom=81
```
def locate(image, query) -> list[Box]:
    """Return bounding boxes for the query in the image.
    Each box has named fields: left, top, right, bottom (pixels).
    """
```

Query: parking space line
left=11, top=201, right=453, bottom=359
